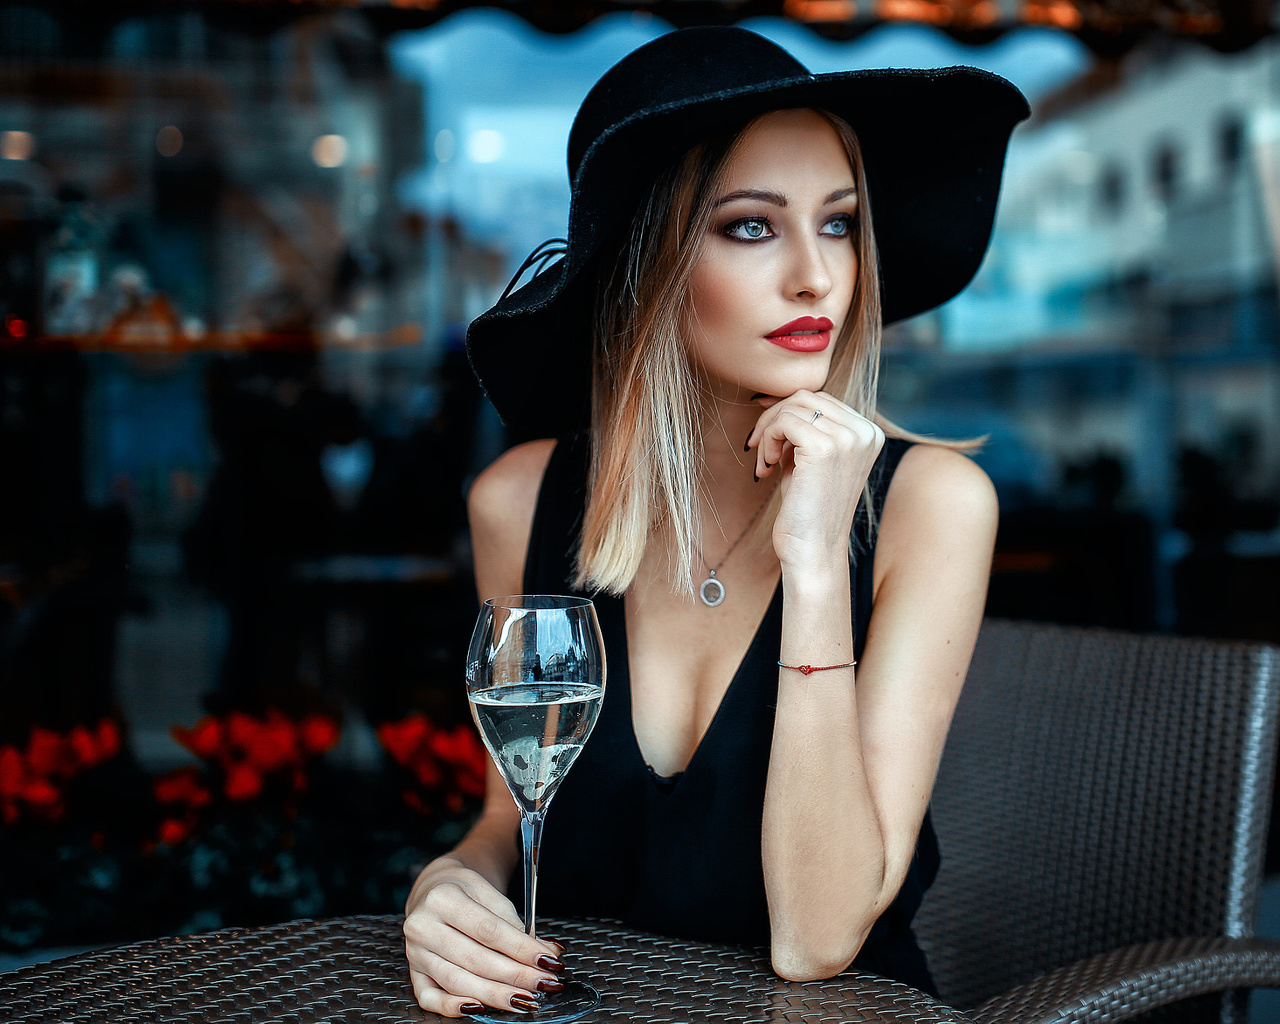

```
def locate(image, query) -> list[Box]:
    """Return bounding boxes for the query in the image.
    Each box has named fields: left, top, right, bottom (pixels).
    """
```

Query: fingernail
left=510, top=994, right=542, bottom=1012
left=744, top=433, right=752, bottom=452
left=460, top=1003, right=484, bottom=1015
left=753, top=471, right=759, bottom=483
left=536, top=954, right=564, bottom=972
left=537, top=978, right=566, bottom=994
left=763, top=460, right=773, bottom=469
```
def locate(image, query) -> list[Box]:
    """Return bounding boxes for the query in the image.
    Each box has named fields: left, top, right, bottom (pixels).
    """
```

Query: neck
left=698, top=394, right=770, bottom=527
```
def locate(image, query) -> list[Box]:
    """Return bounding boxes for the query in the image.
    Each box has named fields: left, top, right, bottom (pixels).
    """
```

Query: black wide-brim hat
left=467, top=26, right=1030, bottom=437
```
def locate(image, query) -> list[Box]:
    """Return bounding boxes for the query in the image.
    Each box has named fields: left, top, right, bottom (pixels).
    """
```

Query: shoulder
left=875, top=444, right=998, bottom=581
left=468, top=438, right=557, bottom=520
left=468, top=439, right=557, bottom=598
left=888, top=443, right=998, bottom=524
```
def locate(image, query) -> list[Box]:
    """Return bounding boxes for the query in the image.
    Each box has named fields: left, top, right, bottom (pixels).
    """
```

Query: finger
left=449, top=886, right=564, bottom=967
left=407, top=920, right=558, bottom=994
left=415, top=945, right=551, bottom=1013
left=456, top=874, right=526, bottom=932
left=455, top=872, right=562, bottom=957
left=413, top=880, right=558, bottom=968
left=410, top=966, right=488, bottom=1019
left=757, top=409, right=833, bottom=477
left=750, top=391, right=858, bottom=471
left=746, top=389, right=817, bottom=452
left=757, top=398, right=884, bottom=478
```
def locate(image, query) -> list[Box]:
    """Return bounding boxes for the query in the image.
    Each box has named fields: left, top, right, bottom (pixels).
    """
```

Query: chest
left=623, top=550, right=781, bottom=776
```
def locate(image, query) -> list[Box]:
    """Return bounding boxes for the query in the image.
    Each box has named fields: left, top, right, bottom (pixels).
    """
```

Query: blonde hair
left=574, top=109, right=978, bottom=597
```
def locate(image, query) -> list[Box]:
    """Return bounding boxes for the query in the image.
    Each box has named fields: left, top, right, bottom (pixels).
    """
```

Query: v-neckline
left=616, top=581, right=783, bottom=790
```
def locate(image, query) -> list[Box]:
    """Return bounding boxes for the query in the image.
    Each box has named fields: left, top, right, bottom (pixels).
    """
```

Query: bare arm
left=403, top=439, right=560, bottom=1016
left=751, top=402, right=995, bottom=980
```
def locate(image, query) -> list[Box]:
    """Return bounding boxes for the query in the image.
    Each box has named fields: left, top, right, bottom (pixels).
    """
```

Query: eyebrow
left=713, top=186, right=858, bottom=208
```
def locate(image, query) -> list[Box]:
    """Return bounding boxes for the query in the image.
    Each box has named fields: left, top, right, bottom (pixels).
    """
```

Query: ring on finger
left=810, top=409, right=823, bottom=425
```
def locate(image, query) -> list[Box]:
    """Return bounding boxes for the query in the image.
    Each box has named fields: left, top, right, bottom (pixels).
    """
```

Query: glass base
left=464, top=981, right=600, bottom=1024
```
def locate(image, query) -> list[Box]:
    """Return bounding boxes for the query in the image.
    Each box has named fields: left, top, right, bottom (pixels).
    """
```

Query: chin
left=747, top=372, right=831, bottom=400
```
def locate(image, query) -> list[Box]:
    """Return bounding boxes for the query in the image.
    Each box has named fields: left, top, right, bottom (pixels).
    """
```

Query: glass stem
left=520, top=810, right=545, bottom=940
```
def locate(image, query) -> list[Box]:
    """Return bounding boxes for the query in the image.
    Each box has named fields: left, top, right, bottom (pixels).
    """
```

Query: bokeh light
left=466, top=129, right=504, bottom=164
left=433, top=128, right=455, bottom=163
left=1, top=130, right=35, bottom=160
left=312, top=134, right=347, bottom=168
left=156, top=125, right=183, bottom=157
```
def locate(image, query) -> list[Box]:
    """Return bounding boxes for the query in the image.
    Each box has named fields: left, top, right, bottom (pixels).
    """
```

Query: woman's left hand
left=746, top=389, right=884, bottom=575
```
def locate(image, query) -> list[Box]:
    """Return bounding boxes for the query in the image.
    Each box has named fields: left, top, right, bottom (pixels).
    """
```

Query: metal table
left=0, top=915, right=974, bottom=1023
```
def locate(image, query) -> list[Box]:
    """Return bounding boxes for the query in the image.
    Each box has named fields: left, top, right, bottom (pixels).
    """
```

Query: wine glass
left=465, top=595, right=606, bottom=1023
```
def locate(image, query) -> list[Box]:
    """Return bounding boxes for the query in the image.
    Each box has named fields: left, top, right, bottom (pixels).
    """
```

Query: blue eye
left=724, top=218, right=772, bottom=241
left=823, top=215, right=854, bottom=238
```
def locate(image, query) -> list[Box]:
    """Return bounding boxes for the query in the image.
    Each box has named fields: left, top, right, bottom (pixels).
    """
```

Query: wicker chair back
left=913, top=619, right=1280, bottom=1011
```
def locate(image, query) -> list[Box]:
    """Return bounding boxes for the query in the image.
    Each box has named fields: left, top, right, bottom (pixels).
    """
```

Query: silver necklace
left=697, top=496, right=770, bottom=608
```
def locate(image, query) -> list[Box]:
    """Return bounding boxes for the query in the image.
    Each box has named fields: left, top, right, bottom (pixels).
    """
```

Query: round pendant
left=699, top=576, right=725, bottom=607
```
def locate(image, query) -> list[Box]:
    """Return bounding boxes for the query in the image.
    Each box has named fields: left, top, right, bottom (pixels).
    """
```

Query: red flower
left=172, top=717, right=224, bottom=760
left=0, top=746, right=23, bottom=797
left=378, top=715, right=488, bottom=808
left=225, top=711, right=257, bottom=751
left=153, top=766, right=212, bottom=808
left=377, top=715, right=432, bottom=766
left=299, top=715, right=340, bottom=755
left=238, top=711, right=298, bottom=772
left=435, top=725, right=487, bottom=798
left=0, top=746, right=22, bottom=823
left=223, top=762, right=264, bottom=801
left=22, top=776, right=63, bottom=817
left=412, top=759, right=443, bottom=788
left=157, top=816, right=194, bottom=846
left=26, top=726, right=70, bottom=777
left=68, top=724, right=99, bottom=769
left=97, top=718, right=122, bottom=760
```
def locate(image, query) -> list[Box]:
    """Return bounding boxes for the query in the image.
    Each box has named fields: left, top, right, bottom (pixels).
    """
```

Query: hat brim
left=469, top=65, right=1028, bottom=437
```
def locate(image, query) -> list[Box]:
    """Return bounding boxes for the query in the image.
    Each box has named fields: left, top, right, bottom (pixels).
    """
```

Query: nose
left=784, top=234, right=833, bottom=302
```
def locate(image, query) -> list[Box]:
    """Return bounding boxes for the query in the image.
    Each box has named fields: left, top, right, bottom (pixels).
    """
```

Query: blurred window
left=1152, top=141, right=1178, bottom=202
left=1097, top=162, right=1125, bottom=216
left=1218, top=115, right=1244, bottom=175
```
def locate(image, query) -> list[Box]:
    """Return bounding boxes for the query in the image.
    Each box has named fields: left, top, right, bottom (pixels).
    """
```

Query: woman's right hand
left=404, top=854, right=566, bottom=1017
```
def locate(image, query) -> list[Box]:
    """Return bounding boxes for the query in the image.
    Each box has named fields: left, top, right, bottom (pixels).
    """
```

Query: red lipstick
left=766, top=316, right=833, bottom=352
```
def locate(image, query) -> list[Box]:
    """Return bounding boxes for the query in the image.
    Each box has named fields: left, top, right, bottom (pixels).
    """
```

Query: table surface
left=0, top=915, right=974, bottom=1024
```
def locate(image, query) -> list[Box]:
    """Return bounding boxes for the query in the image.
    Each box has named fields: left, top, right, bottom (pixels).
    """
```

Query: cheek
left=688, top=262, right=742, bottom=333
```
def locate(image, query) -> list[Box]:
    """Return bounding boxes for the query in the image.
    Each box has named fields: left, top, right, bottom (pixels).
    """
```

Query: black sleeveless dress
left=520, top=433, right=940, bottom=995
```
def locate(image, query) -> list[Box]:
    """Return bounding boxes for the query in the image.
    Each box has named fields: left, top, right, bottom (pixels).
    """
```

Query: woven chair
left=913, top=619, right=1280, bottom=1024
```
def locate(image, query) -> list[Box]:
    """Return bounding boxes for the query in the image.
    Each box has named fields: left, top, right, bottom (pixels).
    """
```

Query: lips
left=765, top=316, right=833, bottom=352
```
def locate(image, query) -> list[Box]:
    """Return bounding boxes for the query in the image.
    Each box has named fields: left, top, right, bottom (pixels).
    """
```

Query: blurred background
left=1, top=0, right=1277, bottom=974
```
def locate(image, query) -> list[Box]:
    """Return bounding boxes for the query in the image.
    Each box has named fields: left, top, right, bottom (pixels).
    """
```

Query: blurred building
left=0, top=7, right=486, bottom=768
left=883, top=35, right=1280, bottom=635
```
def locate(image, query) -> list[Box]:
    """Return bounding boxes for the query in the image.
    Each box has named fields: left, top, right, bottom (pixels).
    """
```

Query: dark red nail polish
left=460, top=1003, right=484, bottom=1015
left=510, top=994, right=542, bottom=1012
left=536, top=955, right=564, bottom=972
left=753, top=471, right=759, bottom=483
left=744, top=434, right=752, bottom=452
left=537, top=978, right=566, bottom=994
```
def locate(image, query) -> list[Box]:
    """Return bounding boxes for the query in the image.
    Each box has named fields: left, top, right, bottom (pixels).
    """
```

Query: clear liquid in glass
left=470, top=682, right=603, bottom=815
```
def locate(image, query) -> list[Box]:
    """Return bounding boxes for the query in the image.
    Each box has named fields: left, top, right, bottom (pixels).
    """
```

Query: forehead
left=719, top=109, right=855, bottom=190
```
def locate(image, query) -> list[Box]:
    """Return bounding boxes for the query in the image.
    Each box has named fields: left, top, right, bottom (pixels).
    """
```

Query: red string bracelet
left=777, top=659, right=856, bottom=675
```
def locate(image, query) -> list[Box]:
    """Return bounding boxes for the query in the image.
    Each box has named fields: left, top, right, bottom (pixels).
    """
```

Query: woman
left=404, top=26, right=1028, bottom=1016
